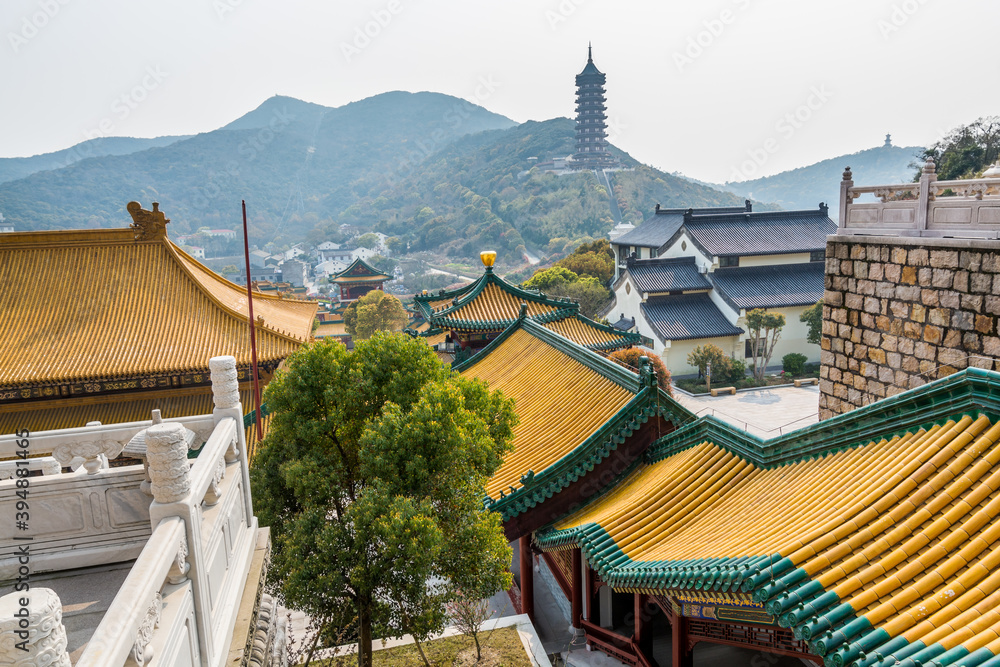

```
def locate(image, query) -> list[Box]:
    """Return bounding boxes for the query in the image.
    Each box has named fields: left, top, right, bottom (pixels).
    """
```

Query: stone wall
left=820, top=235, right=1000, bottom=419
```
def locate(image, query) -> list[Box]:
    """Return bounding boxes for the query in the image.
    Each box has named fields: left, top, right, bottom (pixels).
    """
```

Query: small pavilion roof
left=330, top=257, right=390, bottom=284
left=413, top=265, right=641, bottom=351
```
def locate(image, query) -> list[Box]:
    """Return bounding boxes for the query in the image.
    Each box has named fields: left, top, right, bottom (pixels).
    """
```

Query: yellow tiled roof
left=549, top=415, right=1000, bottom=665
left=460, top=327, right=635, bottom=499
left=422, top=331, right=449, bottom=347
left=448, top=282, right=559, bottom=324
left=315, top=322, right=348, bottom=337
left=542, top=316, right=631, bottom=349
left=0, top=229, right=317, bottom=388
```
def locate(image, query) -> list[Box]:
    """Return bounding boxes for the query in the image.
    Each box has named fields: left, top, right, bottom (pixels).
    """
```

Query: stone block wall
left=820, top=235, right=1000, bottom=419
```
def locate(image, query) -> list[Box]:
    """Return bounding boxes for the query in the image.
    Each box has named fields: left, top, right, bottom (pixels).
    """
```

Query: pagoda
left=0, top=201, right=317, bottom=456
left=572, top=45, right=618, bottom=170
left=330, top=257, right=390, bottom=302
left=410, top=251, right=640, bottom=356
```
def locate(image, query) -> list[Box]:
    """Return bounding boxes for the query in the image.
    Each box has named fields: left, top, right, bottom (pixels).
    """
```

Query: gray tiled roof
left=710, top=262, right=826, bottom=311
left=611, top=315, right=635, bottom=331
left=684, top=207, right=836, bottom=257
left=613, top=204, right=750, bottom=248
left=627, top=257, right=711, bottom=294
left=640, top=293, right=743, bottom=342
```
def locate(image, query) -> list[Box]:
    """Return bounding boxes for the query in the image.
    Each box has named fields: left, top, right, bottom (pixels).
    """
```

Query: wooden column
left=672, top=614, right=693, bottom=667
left=634, top=593, right=645, bottom=644
left=519, top=536, right=534, bottom=622
left=571, top=548, right=582, bottom=630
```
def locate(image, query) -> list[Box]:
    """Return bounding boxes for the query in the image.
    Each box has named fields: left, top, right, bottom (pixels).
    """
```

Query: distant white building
left=352, top=247, right=376, bottom=261
left=183, top=245, right=205, bottom=259
left=315, top=259, right=348, bottom=279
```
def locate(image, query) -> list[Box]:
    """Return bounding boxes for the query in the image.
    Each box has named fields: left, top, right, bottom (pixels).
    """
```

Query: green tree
left=557, top=251, right=613, bottom=284
left=252, top=334, right=517, bottom=667
left=343, top=290, right=408, bottom=340
left=800, top=300, right=824, bottom=345
left=523, top=266, right=578, bottom=291
left=915, top=116, right=1000, bottom=181
left=355, top=232, right=381, bottom=250
left=385, top=236, right=406, bottom=255
left=746, top=309, right=786, bottom=382
left=686, top=344, right=731, bottom=381
left=220, top=264, right=239, bottom=279
left=554, top=276, right=611, bottom=318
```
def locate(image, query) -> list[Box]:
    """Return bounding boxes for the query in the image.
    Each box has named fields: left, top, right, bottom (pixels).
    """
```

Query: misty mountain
left=714, top=143, right=924, bottom=215
left=0, top=135, right=189, bottom=185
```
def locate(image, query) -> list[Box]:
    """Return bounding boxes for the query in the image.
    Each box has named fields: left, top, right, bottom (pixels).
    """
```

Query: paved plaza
left=670, top=383, right=821, bottom=438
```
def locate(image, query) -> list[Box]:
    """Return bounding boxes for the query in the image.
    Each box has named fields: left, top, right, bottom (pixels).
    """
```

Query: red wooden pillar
left=672, top=614, right=693, bottom=667
left=571, top=548, right=582, bottom=630
left=634, top=593, right=645, bottom=644
left=519, top=536, right=535, bottom=622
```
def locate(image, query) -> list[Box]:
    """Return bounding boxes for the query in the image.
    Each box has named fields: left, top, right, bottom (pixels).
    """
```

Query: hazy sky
left=2, top=0, right=997, bottom=183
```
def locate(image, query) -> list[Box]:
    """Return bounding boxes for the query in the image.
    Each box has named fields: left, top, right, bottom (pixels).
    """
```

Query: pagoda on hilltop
left=572, top=44, right=618, bottom=170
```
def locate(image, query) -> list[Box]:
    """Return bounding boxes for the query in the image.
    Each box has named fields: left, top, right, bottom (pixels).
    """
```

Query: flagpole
left=241, top=200, right=263, bottom=443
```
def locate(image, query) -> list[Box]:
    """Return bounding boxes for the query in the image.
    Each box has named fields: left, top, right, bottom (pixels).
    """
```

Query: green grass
left=304, top=626, right=532, bottom=667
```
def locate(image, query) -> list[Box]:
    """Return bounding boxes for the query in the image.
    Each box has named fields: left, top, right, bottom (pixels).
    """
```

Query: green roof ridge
left=331, top=256, right=391, bottom=281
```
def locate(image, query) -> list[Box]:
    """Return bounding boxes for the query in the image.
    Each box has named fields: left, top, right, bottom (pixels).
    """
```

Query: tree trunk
left=473, top=631, right=482, bottom=661
left=412, top=635, right=432, bottom=667
left=302, top=619, right=326, bottom=667
left=358, top=603, right=373, bottom=667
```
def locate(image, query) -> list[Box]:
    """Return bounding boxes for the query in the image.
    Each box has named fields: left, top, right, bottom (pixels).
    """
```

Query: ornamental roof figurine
left=127, top=200, right=170, bottom=241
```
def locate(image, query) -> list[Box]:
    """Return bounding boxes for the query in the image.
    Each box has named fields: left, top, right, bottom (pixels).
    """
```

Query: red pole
left=241, top=200, right=263, bottom=443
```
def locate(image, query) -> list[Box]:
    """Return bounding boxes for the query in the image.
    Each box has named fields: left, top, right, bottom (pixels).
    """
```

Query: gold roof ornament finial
left=480, top=250, right=497, bottom=270
left=126, top=201, right=170, bottom=241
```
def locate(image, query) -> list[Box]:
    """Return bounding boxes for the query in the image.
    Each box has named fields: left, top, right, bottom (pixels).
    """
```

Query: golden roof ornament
left=127, top=201, right=170, bottom=241
left=480, top=250, right=497, bottom=270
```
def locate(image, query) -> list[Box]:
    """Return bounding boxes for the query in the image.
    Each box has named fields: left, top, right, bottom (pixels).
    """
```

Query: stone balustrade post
left=838, top=166, right=853, bottom=230
left=209, top=354, right=253, bottom=526
left=145, top=423, right=191, bottom=504
left=915, top=157, right=937, bottom=233
left=0, top=588, right=72, bottom=667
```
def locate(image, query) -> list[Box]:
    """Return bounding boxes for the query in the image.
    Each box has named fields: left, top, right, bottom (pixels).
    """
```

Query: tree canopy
left=746, top=309, right=786, bottom=382
left=607, top=348, right=672, bottom=396
left=343, top=290, right=408, bottom=340
left=252, top=334, right=517, bottom=667
left=915, top=116, right=1000, bottom=181
left=800, top=300, right=823, bottom=346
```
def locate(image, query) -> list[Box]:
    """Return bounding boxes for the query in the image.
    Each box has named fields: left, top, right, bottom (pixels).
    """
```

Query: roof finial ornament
left=842, top=166, right=853, bottom=181
left=588, top=42, right=593, bottom=62
left=127, top=201, right=170, bottom=241
left=480, top=250, right=497, bottom=272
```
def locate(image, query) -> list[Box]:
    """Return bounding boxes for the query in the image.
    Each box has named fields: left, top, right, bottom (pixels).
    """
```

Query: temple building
left=572, top=45, right=618, bottom=170
left=330, top=257, right=390, bottom=302
left=0, top=202, right=317, bottom=457
left=410, top=251, right=641, bottom=357
left=452, top=307, right=1000, bottom=667
left=608, top=202, right=834, bottom=374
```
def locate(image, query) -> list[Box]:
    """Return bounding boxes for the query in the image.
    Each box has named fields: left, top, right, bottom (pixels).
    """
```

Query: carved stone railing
left=839, top=160, right=1000, bottom=238
left=0, top=413, right=216, bottom=470
left=73, top=355, right=260, bottom=667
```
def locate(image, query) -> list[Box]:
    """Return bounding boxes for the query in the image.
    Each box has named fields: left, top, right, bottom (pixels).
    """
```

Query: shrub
left=687, top=344, right=731, bottom=379
left=608, top=348, right=672, bottom=397
left=782, top=353, right=808, bottom=376
left=726, top=358, right=748, bottom=384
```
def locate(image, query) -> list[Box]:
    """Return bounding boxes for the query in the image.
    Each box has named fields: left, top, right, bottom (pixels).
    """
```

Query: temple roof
left=330, top=257, right=390, bottom=284
left=613, top=203, right=751, bottom=249
left=677, top=206, right=836, bottom=257
left=577, top=45, right=604, bottom=78
left=711, top=262, right=826, bottom=311
left=640, top=293, right=744, bottom=341
left=535, top=367, right=1000, bottom=667
left=457, top=319, right=689, bottom=505
left=0, top=224, right=317, bottom=389
left=413, top=266, right=641, bottom=350
left=625, top=256, right=711, bottom=293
